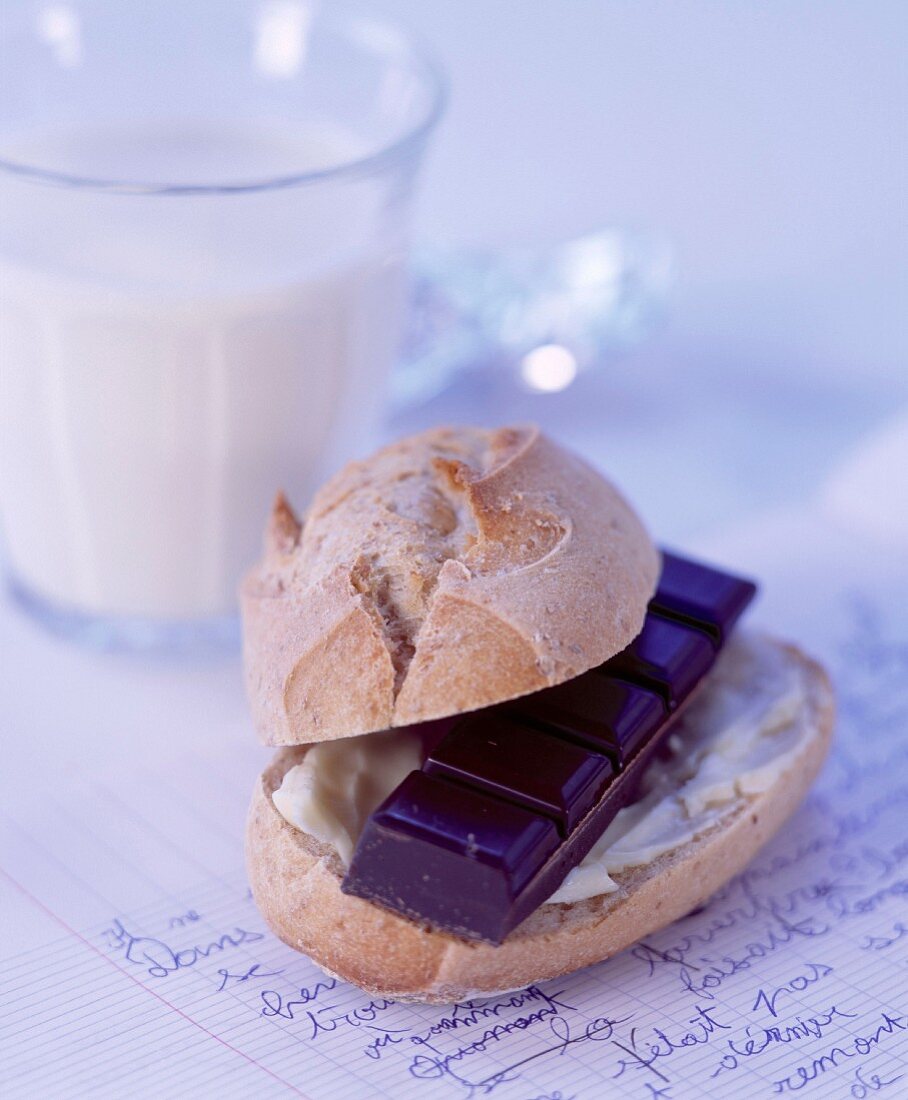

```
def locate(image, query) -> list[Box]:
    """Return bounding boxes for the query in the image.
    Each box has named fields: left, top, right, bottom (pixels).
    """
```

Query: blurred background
left=1, top=9, right=906, bottom=1093
left=1, top=0, right=905, bottom=750
left=384, top=0, right=907, bottom=538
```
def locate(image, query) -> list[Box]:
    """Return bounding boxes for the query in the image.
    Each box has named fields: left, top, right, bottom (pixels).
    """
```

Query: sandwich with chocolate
left=242, top=425, right=834, bottom=1003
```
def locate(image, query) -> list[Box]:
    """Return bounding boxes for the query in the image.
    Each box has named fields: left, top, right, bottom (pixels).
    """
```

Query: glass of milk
left=0, top=1, right=445, bottom=648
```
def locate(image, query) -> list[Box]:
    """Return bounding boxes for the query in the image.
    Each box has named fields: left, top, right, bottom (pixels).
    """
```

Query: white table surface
left=3, top=0, right=907, bottom=828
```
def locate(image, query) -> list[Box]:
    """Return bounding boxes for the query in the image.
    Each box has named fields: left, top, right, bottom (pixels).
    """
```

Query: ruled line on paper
left=1, top=578, right=907, bottom=1100
left=0, top=868, right=312, bottom=1100
left=4, top=803, right=907, bottom=1100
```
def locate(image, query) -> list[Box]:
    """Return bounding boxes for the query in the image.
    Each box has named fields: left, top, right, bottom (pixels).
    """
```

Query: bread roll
left=245, top=638, right=834, bottom=1003
left=241, top=425, right=659, bottom=745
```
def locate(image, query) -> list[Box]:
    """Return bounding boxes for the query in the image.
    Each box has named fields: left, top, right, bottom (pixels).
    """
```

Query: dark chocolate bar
left=425, top=714, right=615, bottom=834
left=346, top=771, right=561, bottom=937
left=651, top=550, right=757, bottom=644
left=605, top=613, right=717, bottom=709
left=342, top=552, right=756, bottom=943
left=511, top=675, right=667, bottom=768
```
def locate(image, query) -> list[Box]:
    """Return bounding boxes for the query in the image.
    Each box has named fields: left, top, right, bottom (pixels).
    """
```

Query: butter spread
left=548, top=631, right=809, bottom=902
left=272, top=632, right=810, bottom=904
left=272, top=728, right=423, bottom=865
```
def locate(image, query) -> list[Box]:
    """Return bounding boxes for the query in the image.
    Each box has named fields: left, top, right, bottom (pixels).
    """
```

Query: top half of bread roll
left=241, top=425, right=659, bottom=745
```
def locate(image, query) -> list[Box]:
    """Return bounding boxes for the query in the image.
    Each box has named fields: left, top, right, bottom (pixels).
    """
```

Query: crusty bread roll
left=246, top=639, right=834, bottom=1004
left=241, top=425, right=659, bottom=745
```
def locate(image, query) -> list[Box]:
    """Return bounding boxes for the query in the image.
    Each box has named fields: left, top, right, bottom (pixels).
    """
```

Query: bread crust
left=241, top=426, right=659, bottom=744
left=246, top=640, right=834, bottom=1003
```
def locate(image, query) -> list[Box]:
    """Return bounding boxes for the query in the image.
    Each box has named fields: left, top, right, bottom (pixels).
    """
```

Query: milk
left=0, top=121, right=409, bottom=619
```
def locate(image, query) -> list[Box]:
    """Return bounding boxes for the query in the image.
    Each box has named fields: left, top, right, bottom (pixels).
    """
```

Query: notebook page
left=2, top=515, right=907, bottom=1100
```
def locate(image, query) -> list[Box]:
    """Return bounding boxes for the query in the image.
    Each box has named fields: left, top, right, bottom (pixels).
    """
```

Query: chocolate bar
left=425, top=716, right=615, bottom=833
left=605, top=613, right=717, bottom=710
left=651, top=550, right=757, bottom=644
left=513, top=674, right=667, bottom=768
left=342, top=552, right=756, bottom=943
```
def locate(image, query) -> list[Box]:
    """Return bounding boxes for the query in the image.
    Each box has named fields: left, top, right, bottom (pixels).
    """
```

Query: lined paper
left=2, top=518, right=907, bottom=1099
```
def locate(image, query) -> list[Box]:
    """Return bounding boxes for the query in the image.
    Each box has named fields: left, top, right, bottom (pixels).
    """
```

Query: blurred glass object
left=392, top=230, right=673, bottom=409
left=0, top=1, right=444, bottom=651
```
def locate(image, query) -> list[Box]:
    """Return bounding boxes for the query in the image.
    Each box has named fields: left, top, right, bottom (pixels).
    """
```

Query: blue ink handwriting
left=678, top=918, right=830, bottom=1001
left=168, top=910, right=201, bottom=928
left=860, top=922, right=908, bottom=952
left=850, top=1063, right=905, bottom=1098
left=772, top=1012, right=907, bottom=1093
left=710, top=1004, right=858, bottom=1077
left=611, top=1004, right=731, bottom=1084
left=216, top=963, right=283, bottom=992
left=102, top=917, right=264, bottom=978
left=752, top=963, right=834, bottom=1018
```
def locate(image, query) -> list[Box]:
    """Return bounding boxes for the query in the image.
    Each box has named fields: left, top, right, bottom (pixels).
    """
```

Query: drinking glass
left=0, top=0, right=445, bottom=649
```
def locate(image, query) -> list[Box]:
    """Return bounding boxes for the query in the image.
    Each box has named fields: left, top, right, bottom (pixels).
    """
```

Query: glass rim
left=0, top=8, right=447, bottom=197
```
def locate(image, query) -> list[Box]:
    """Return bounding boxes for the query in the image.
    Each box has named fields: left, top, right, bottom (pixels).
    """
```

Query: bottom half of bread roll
left=245, top=635, right=834, bottom=1004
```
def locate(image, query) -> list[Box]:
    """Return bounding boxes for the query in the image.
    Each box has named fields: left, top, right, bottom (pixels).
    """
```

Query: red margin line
left=0, top=867, right=311, bottom=1100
